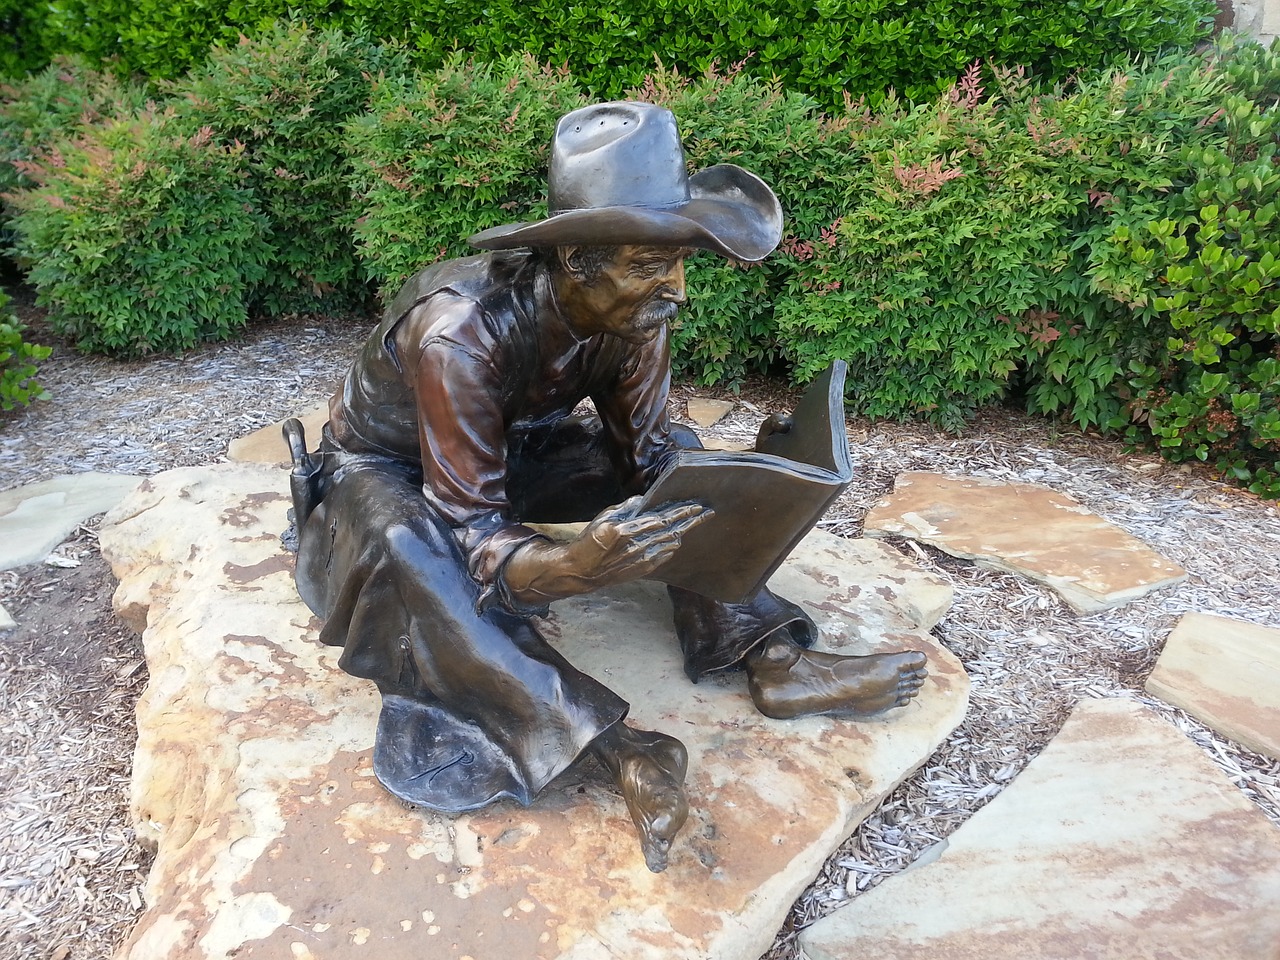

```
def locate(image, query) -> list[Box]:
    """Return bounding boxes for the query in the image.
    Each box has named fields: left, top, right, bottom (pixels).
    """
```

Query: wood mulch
left=2, top=308, right=1278, bottom=960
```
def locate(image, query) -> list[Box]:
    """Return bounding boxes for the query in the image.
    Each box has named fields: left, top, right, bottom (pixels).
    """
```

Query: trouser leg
left=295, top=458, right=627, bottom=811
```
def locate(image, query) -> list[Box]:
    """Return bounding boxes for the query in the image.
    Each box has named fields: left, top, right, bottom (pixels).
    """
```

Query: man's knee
left=669, top=422, right=703, bottom=451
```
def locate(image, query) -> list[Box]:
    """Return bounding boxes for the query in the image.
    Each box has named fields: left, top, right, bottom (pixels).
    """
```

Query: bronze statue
left=286, top=102, right=927, bottom=873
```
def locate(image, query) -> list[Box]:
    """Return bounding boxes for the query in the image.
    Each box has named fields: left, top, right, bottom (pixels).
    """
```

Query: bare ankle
left=590, top=722, right=628, bottom=774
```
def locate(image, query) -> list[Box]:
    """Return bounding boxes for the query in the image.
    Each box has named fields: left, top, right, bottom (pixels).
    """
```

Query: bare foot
left=745, top=635, right=928, bottom=720
left=592, top=724, right=690, bottom=873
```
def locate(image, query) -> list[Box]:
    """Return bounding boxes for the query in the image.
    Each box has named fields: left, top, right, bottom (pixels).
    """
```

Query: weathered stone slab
left=701, top=438, right=753, bottom=453
left=0, top=471, right=143, bottom=569
left=685, top=398, right=734, bottom=427
left=98, top=463, right=968, bottom=960
left=1147, top=612, right=1280, bottom=760
left=864, top=472, right=1186, bottom=614
left=227, top=406, right=328, bottom=464
left=801, top=697, right=1280, bottom=960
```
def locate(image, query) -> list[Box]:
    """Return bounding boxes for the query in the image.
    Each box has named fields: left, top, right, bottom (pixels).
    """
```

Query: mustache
left=636, top=299, right=680, bottom=327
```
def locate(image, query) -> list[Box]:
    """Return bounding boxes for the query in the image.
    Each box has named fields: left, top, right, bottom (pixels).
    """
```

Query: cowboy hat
left=466, top=101, right=782, bottom=262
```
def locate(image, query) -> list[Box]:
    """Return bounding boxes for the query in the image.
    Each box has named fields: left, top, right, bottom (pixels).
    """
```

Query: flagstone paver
left=685, top=398, right=735, bottom=427
left=800, top=697, right=1280, bottom=960
left=97, top=462, right=968, bottom=960
left=1147, top=612, right=1280, bottom=761
left=226, top=406, right=328, bottom=464
left=0, top=472, right=143, bottom=570
left=863, top=472, right=1186, bottom=614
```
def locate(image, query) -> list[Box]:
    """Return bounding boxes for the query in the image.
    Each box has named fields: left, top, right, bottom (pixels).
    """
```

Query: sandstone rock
left=700, top=438, right=754, bottom=453
left=864, top=472, right=1186, bottom=614
left=800, top=697, right=1280, bottom=960
left=685, top=398, right=734, bottom=427
left=226, top=406, right=328, bottom=464
left=1147, top=612, right=1280, bottom=760
left=0, top=472, right=143, bottom=569
left=98, top=463, right=968, bottom=960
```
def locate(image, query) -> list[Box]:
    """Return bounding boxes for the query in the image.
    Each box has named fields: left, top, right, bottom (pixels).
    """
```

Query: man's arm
left=407, top=305, right=548, bottom=603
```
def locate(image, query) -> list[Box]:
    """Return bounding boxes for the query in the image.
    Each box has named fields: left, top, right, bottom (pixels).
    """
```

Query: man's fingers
left=635, top=538, right=681, bottom=569
left=615, top=506, right=710, bottom=538
left=613, top=510, right=711, bottom=567
left=664, top=509, right=713, bottom=538
left=657, top=501, right=709, bottom=522
left=612, top=515, right=668, bottom=538
left=578, top=500, right=715, bottom=581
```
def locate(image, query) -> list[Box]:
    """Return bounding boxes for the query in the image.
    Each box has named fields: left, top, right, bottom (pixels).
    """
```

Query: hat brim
left=467, top=164, right=783, bottom=262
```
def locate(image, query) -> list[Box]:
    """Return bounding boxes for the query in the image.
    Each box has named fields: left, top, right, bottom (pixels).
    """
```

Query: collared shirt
left=327, top=250, right=676, bottom=598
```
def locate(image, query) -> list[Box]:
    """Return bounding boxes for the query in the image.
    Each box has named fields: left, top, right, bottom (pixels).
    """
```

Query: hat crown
left=548, top=102, right=691, bottom=216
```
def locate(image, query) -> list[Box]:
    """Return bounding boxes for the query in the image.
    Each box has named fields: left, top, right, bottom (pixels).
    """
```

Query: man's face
left=558, top=245, right=691, bottom=344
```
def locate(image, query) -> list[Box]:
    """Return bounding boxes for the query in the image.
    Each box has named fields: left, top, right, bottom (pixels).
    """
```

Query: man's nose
left=661, top=260, right=687, bottom=304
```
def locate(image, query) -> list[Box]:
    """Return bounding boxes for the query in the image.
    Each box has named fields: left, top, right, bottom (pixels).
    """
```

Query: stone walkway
left=864, top=472, right=1187, bottom=614
left=2, top=453, right=1277, bottom=958
left=800, top=696, right=1280, bottom=959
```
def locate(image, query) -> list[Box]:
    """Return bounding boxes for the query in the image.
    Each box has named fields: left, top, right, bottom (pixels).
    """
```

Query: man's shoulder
left=384, top=250, right=533, bottom=327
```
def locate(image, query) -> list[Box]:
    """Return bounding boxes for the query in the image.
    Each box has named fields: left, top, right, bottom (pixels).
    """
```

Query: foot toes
left=642, top=837, right=672, bottom=873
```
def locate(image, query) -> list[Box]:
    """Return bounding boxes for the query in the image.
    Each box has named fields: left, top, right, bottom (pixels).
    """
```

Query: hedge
left=29, top=0, right=1215, bottom=110
left=2, top=26, right=1275, bottom=494
left=6, top=110, right=272, bottom=356
left=166, top=20, right=411, bottom=314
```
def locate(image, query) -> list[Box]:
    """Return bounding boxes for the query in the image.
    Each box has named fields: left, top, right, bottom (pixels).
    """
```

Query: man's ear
left=557, top=246, right=584, bottom=280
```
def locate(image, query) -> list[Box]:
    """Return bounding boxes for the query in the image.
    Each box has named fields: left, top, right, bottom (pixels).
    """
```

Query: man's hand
left=503, top=497, right=713, bottom=605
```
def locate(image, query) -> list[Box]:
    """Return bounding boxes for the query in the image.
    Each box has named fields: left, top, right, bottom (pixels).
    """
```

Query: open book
left=639, top=361, right=852, bottom=603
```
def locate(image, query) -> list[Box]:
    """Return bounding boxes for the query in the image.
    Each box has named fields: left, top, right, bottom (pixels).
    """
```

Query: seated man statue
left=287, top=101, right=927, bottom=873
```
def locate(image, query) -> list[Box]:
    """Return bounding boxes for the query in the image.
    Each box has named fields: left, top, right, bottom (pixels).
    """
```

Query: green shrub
left=41, top=0, right=1214, bottom=110
left=1, top=56, right=148, bottom=213
left=41, top=0, right=298, bottom=81
left=1101, top=92, right=1280, bottom=496
left=6, top=110, right=272, bottom=356
left=771, top=51, right=1233, bottom=428
left=773, top=70, right=1057, bottom=427
left=0, top=0, right=55, bottom=78
left=1009, top=52, right=1236, bottom=430
left=344, top=53, right=586, bottom=296
left=0, top=289, right=50, bottom=410
left=167, top=21, right=410, bottom=314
